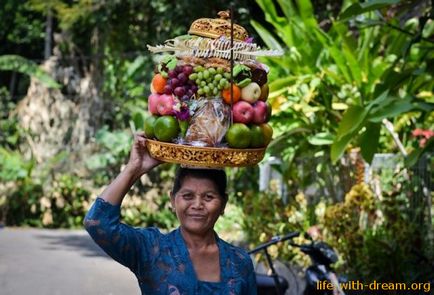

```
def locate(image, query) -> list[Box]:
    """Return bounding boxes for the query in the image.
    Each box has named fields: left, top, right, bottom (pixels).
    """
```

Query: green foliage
left=0, top=87, right=23, bottom=149
left=0, top=0, right=45, bottom=55
left=255, top=0, right=433, bottom=165
left=45, top=174, right=91, bottom=228
left=102, top=55, right=150, bottom=131
left=0, top=145, right=91, bottom=227
left=85, top=127, right=131, bottom=185
left=238, top=0, right=434, bottom=282
left=0, top=55, right=60, bottom=88
left=323, top=170, right=434, bottom=282
left=0, top=148, right=34, bottom=181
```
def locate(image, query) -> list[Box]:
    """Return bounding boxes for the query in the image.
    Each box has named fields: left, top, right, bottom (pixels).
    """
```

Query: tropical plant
left=239, top=0, right=434, bottom=281
left=253, top=0, right=433, bottom=165
left=0, top=55, right=60, bottom=88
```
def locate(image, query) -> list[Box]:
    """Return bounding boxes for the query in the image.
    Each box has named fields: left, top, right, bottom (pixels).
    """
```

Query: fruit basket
left=146, top=139, right=266, bottom=168
left=143, top=10, right=281, bottom=168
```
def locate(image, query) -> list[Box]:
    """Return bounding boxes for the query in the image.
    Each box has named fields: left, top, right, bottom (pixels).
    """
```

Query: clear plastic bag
left=182, top=98, right=231, bottom=147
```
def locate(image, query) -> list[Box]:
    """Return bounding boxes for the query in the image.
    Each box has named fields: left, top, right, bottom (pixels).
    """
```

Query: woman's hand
left=125, top=132, right=161, bottom=178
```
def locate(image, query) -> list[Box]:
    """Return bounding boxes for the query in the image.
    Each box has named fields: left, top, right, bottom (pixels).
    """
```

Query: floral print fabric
left=84, top=198, right=257, bottom=294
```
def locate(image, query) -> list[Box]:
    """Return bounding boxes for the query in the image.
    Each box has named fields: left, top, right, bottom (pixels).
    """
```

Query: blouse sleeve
left=83, top=197, right=158, bottom=273
left=245, top=258, right=257, bottom=295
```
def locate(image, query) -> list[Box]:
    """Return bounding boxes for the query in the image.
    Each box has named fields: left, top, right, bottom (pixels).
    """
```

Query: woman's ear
left=220, top=194, right=228, bottom=215
left=170, top=192, right=176, bottom=212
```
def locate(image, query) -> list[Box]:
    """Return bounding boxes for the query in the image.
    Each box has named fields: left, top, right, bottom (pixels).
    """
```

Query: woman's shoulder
left=219, top=238, right=252, bottom=264
left=136, top=226, right=164, bottom=240
left=136, top=227, right=179, bottom=243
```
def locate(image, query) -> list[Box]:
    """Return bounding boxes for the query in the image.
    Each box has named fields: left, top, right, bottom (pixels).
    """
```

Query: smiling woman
left=83, top=132, right=257, bottom=294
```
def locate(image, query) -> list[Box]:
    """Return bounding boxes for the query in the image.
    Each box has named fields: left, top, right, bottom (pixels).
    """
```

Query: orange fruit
left=260, top=123, right=273, bottom=145
left=151, top=74, right=167, bottom=94
left=225, top=123, right=251, bottom=148
left=221, top=84, right=241, bottom=105
left=154, top=116, right=180, bottom=142
left=250, top=125, right=265, bottom=148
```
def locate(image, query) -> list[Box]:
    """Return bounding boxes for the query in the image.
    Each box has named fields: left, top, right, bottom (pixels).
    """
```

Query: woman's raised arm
left=100, top=132, right=161, bottom=205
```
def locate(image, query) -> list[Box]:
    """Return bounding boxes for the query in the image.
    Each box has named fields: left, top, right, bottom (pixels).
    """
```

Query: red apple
left=241, top=82, right=261, bottom=103
left=232, top=101, right=254, bottom=124
left=252, top=101, right=268, bottom=124
left=259, top=83, right=269, bottom=101
left=148, top=93, right=160, bottom=115
left=265, top=101, right=272, bottom=122
left=157, top=94, right=176, bottom=115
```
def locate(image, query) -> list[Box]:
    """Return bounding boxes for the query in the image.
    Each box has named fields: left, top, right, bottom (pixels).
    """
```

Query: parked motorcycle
left=249, top=232, right=345, bottom=295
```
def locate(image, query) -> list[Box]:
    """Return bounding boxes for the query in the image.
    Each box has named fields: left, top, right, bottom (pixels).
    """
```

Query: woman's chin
left=182, top=221, right=211, bottom=234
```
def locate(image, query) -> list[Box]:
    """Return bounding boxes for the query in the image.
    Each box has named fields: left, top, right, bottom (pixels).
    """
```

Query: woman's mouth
left=187, top=214, right=207, bottom=220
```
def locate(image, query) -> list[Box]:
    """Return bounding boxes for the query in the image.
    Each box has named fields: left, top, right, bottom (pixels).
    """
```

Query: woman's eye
left=204, top=194, right=216, bottom=201
left=181, top=194, right=193, bottom=200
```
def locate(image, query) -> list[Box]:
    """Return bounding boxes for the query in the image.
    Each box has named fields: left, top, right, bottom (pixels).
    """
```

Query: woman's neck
left=180, top=227, right=216, bottom=250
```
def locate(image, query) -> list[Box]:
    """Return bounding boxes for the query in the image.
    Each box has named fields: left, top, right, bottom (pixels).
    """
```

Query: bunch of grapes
left=164, top=65, right=198, bottom=101
left=188, top=66, right=231, bottom=98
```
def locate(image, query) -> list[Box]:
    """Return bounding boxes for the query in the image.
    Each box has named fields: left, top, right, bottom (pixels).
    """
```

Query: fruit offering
left=144, top=11, right=281, bottom=155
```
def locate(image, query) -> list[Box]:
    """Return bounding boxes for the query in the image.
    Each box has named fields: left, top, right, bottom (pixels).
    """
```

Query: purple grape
left=181, top=95, right=190, bottom=101
left=174, top=86, right=186, bottom=97
left=168, top=70, right=177, bottom=78
left=163, top=85, right=172, bottom=95
left=170, top=78, right=179, bottom=87
left=175, top=65, right=183, bottom=73
left=177, top=73, right=188, bottom=84
left=191, top=85, right=198, bottom=93
left=187, top=79, right=196, bottom=86
left=186, top=89, right=194, bottom=97
left=183, top=65, right=193, bottom=76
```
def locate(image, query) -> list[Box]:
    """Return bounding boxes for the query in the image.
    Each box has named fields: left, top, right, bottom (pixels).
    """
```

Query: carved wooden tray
left=146, top=139, right=266, bottom=168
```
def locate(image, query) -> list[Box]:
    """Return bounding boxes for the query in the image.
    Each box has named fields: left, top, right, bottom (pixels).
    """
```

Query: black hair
left=171, top=167, right=227, bottom=200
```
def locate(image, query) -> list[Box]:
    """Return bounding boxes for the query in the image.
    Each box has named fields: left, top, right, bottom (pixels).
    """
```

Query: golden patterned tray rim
left=145, top=139, right=266, bottom=168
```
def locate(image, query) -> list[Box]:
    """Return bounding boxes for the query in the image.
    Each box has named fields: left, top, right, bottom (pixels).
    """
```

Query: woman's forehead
left=178, top=176, right=219, bottom=192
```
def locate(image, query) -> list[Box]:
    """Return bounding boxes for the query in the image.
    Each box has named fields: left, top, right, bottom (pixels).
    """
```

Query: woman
left=84, top=132, right=257, bottom=294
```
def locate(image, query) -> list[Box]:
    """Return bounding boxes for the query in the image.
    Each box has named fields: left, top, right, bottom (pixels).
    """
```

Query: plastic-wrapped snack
left=183, top=99, right=231, bottom=147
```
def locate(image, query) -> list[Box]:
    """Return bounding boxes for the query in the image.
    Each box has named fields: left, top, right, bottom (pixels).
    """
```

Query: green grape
left=194, top=66, right=204, bottom=72
left=189, top=73, right=198, bottom=80
left=216, top=67, right=224, bottom=74
left=197, top=72, right=204, bottom=80
left=224, top=80, right=230, bottom=89
left=209, top=68, right=216, bottom=75
left=203, top=70, right=210, bottom=79
left=196, top=79, right=201, bottom=85
left=208, top=84, right=215, bottom=90
left=200, top=81, right=207, bottom=87
left=212, top=87, right=219, bottom=95
left=197, top=88, right=204, bottom=95
left=219, top=78, right=227, bottom=87
left=214, top=74, right=222, bottom=81
left=203, top=86, right=210, bottom=94
left=223, top=72, right=231, bottom=79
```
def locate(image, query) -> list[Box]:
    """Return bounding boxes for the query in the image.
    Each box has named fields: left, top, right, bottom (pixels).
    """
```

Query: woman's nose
left=191, top=196, right=204, bottom=209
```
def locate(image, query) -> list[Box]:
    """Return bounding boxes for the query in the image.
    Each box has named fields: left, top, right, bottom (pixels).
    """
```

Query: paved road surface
left=0, top=227, right=139, bottom=295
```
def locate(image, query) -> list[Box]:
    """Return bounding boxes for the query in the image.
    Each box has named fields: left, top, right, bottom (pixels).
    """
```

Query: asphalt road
left=0, top=227, right=139, bottom=295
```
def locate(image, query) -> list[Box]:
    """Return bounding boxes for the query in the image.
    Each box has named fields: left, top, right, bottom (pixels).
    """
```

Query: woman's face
left=171, top=176, right=225, bottom=235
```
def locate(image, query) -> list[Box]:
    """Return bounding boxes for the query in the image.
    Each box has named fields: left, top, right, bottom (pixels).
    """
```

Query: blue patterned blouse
left=84, top=198, right=257, bottom=294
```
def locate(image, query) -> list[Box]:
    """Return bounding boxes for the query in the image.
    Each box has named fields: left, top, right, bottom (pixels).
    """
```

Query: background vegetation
left=1, top=0, right=433, bottom=286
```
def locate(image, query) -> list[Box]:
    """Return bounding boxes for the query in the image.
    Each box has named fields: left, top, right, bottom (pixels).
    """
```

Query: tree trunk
left=44, top=9, right=53, bottom=60
left=16, top=49, right=106, bottom=171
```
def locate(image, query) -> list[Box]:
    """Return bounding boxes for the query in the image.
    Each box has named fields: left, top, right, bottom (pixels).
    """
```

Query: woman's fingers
left=134, top=132, right=147, bottom=147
